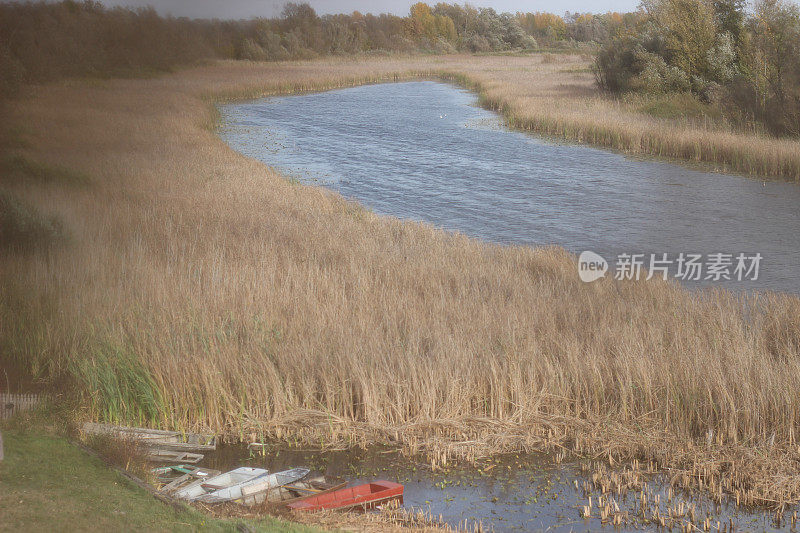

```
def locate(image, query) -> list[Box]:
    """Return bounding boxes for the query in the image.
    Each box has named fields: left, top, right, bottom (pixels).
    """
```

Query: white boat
left=200, top=467, right=310, bottom=504
left=159, top=467, right=221, bottom=494
left=173, top=467, right=268, bottom=501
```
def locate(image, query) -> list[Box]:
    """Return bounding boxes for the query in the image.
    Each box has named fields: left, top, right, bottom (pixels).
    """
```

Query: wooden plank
left=82, top=422, right=216, bottom=451
left=146, top=450, right=204, bottom=463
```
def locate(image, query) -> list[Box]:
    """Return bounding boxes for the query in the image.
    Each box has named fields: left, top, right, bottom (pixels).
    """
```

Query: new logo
left=578, top=251, right=608, bottom=282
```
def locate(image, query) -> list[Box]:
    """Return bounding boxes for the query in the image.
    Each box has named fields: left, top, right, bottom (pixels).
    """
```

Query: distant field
left=2, top=55, right=800, bottom=508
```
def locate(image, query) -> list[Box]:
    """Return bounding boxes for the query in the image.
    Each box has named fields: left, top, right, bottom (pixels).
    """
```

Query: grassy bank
left=0, top=428, right=316, bottom=532
left=1, top=55, right=800, bottom=509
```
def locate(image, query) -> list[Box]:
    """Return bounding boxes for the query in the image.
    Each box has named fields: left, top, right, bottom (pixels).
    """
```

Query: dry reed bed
left=444, top=59, right=800, bottom=180
left=2, top=55, right=800, bottom=507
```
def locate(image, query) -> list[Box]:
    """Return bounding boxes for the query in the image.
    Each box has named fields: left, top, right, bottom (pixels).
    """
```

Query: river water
left=218, top=81, right=800, bottom=294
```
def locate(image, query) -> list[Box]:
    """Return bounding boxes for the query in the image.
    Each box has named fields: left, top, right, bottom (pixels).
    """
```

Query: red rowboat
left=287, top=480, right=404, bottom=511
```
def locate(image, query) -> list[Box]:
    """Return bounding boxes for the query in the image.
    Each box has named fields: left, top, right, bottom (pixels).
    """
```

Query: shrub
left=630, top=48, right=691, bottom=93
left=521, top=35, right=538, bottom=50
left=237, top=38, right=268, bottom=61
left=432, top=37, right=457, bottom=54
left=465, top=34, right=491, bottom=53
left=593, top=35, right=639, bottom=92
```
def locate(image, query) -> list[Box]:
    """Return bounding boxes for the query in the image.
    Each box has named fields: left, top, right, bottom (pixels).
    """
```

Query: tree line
left=594, top=0, right=800, bottom=136
left=3, top=0, right=797, bottom=137
left=0, top=0, right=631, bottom=97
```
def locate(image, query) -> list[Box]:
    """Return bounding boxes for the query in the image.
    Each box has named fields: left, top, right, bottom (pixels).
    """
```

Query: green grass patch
left=70, top=338, right=167, bottom=426
left=0, top=430, right=319, bottom=532
left=1, top=154, right=90, bottom=186
left=636, top=92, right=722, bottom=121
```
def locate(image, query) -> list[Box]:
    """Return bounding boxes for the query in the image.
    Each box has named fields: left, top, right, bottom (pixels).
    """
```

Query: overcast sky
left=97, top=0, right=643, bottom=19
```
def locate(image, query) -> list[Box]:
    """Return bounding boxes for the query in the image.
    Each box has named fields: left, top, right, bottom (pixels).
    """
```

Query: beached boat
left=240, top=475, right=345, bottom=507
left=200, top=467, right=310, bottom=504
left=158, top=466, right=221, bottom=494
left=287, top=480, right=404, bottom=511
left=154, top=464, right=195, bottom=485
left=173, top=467, right=268, bottom=501
left=154, top=464, right=196, bottom=479
left=83, top=422, right=217, bottom=451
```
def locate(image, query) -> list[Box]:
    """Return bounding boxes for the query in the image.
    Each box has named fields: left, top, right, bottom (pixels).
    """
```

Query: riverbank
left=2, top=56, right=800, bottom=510
left=0, top=428, right=314, bottom=532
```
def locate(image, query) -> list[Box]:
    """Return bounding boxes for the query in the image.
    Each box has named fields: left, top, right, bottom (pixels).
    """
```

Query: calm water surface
left=203, top=443, right=789, bottom=533
left=219, top=81, right=800, bottom=293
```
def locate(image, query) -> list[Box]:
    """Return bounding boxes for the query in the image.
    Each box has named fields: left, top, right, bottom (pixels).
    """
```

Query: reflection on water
left=219, top=81, right=800, bottom=294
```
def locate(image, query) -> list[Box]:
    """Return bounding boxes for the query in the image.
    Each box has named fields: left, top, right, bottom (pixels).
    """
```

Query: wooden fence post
left=0, top=393, right=43, bottom=420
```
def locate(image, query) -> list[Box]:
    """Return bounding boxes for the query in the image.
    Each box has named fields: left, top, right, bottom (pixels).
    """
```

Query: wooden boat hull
left=287, top=480, right=404, bottom=512
left=241, top=478, right=347, bottom=507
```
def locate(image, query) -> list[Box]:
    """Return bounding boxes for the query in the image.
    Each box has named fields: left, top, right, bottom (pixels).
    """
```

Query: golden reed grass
left=2, top=55, right=800, bottom=505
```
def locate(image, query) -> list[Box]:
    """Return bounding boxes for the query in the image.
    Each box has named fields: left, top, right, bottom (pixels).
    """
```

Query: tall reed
left=2, top=55, right=800, bottom=504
